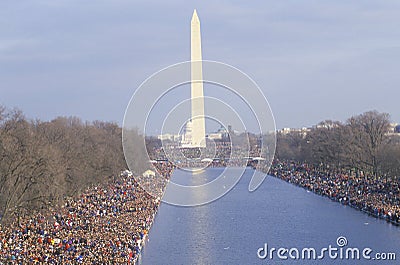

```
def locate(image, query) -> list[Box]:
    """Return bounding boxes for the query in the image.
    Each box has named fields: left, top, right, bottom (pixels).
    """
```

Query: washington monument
left=190, top=9, right=206, bottom=148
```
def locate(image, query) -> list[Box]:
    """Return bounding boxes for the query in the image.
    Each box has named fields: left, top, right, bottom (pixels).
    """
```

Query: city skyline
left=1, top=1, right=400, bottom=129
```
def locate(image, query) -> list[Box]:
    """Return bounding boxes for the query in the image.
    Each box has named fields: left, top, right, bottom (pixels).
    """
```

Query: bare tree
left=274, top=111, right=395, bottom=180
left=347, top=111, right=390, bottom=177
left=0, top=107, right=128, bottom=224
left=0, top=110, right=64, bottom=222
left=303, top=121, right=353, bottom=167
left=276, top=131, right=305, bottom=161
left=378, top=138, right=400, bottom=180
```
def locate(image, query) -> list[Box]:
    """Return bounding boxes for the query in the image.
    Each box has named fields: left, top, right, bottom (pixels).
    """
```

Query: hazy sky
left=1, top=0, right=399, bottom=129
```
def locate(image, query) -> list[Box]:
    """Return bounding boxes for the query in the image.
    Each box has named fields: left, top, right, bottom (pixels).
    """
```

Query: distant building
left=387, top=123, right=400, bottom=136
left=206, top=125, right=230, bottom=140
left=279, top=128, right=292, bottom=135
left=315, top=122, right=340, bottom=129
left=207, top=133, right=222, bottom=140
left=278, top=127, right=311, bottom=137
left=157, top=133, right=181, bottom=142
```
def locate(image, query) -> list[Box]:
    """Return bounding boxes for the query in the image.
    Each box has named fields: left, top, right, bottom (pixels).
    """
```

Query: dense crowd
left=2, top=155, right=399, bottom=263
left=268, top=160, right=400, bottom=225
left=0, top=166, right=172, bottom=264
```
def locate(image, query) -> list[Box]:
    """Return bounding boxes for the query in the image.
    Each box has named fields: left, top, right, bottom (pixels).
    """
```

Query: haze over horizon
left=1, top=1, right=400, bottom=129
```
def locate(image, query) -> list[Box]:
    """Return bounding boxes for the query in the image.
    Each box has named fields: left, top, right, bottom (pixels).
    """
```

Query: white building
left=157, top=133, right=181, bottom=142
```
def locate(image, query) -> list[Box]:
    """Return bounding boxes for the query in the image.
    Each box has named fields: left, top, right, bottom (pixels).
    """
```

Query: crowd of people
left=0, top=166, right=172, bottom=264
left=1, top=153, right=399, bottom=263
left=268, top=160, right=400, bottom=225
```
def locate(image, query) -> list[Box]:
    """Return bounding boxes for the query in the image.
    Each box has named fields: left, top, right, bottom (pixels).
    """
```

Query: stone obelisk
left=190, top=9, right=206, bottom=148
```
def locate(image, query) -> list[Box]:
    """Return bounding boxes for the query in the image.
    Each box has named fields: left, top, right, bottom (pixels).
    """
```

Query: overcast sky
left=1, top=0, right=399, bottom=129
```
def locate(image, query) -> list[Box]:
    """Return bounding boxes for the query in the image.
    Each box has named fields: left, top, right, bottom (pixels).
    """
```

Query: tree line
left=0, top=106, right=128, bottom=223
left=276, top=110, right=400, bottom=179
left=1, top=106, right=398, bottom=223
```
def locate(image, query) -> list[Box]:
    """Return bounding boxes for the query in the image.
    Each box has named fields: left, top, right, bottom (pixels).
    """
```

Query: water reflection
left=140, top=168, right=400, bottom=265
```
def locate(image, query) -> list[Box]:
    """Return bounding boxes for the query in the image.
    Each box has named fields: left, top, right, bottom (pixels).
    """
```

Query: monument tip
left=192, top=9, right=199, bottom=22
